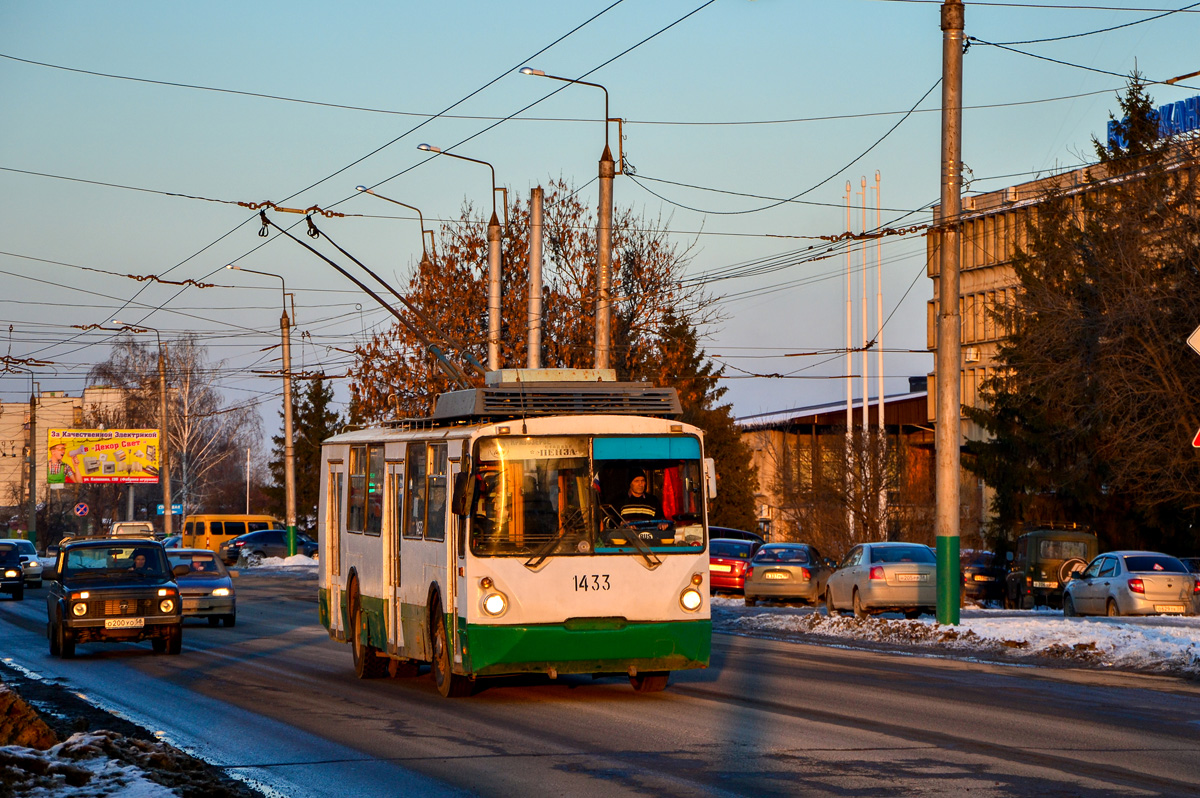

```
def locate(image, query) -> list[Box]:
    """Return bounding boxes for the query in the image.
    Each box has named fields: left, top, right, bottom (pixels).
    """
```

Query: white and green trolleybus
left=317, top=369, right=713, bottom=696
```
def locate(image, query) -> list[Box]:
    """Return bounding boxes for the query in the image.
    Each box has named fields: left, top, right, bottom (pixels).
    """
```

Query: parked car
left=166, top=548, right=236, bottom=627
left=221, top=529, right=318, bottom=565
left=744, top=543, right=831, bottom=606
left=1004, top=528, right=1098, bottom=609
left=961, top=550, right=1004, bottom=605
left=0, top=538, right=44, bottom=587
left=0, top=542, right=25, bottom=600
left=709, top=526, right=766, bottom=546
left=160, top=535, right=182, bottom=549
left=709, top=538, right=760, bottom=594
left=1063, top=551, right=1198, bottom=617
left=1181, top=557, right=1200, bottom=575
left=825, top=542, right=937, bottom=619
left=46, top=537, right=184, bottom=657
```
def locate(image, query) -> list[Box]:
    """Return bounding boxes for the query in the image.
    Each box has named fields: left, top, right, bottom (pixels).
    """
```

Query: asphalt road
left=2, top=571, right=1198, bottom=797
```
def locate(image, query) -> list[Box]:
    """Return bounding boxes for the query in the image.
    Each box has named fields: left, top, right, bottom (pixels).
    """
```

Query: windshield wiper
left=523, top=508, right=588, bottom=571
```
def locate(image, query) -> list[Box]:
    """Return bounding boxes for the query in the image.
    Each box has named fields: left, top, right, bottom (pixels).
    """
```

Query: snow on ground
left=242, top=554, right=318, bottom=571
left=0, top=731, right=178, bottom=797
left=711, top=596, right=1200, bottom=677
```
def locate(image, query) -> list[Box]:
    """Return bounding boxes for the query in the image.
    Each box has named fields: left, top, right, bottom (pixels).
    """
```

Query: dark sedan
left=1, top=542, right=24, bottom=600
left=221, top=529, right=318, bottom=565
left=961, top=550, right=1005, bottom=605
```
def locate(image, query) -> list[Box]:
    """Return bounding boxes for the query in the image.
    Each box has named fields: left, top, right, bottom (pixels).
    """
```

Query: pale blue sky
left=2, top=0, right=1197, bottom=433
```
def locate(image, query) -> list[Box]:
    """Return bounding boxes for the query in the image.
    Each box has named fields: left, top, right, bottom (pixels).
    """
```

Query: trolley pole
left=936, top=0, right=964, bottom=625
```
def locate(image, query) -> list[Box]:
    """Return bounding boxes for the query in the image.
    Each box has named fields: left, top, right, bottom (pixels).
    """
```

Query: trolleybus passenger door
left=449, top=446, right=463, bottom=665
left=326, top=461, right=345, bottom=637
left=387, top=461, right=405, bottom=650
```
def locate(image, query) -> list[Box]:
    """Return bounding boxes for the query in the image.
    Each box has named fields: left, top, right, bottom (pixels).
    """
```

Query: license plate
left=896, top=574, right=922, bottom=582
left=764, top=572, right=787, bottom=580
left=711, top=564, right=732, bottom=572
left=183, top=600, right=201, bottom=611
left=104, top=617, right=145, bottom=629
left=972, top=575, right=995, bottom=582
left=1033, top=581, right=1058, bottom=589
left=1155, top=604, right=1186, bottom=613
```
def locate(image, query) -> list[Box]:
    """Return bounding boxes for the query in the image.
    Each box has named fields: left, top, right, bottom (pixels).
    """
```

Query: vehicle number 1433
left=573, top=574, right=610, bottom=591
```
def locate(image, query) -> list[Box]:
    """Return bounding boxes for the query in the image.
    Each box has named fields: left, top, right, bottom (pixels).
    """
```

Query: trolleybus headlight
left=159, top=599, right=175, bottom=613
left=482, top=591, right=508, bottom=616
left=680, top=587, right=703, bottom=612
left=72, top=602, right=88, bottom=617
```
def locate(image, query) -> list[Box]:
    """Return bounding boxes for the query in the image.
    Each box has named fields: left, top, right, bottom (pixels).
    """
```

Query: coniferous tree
left=266, top=378, right=343, bottom=533
left=965, top=77, right=1200, bottom=552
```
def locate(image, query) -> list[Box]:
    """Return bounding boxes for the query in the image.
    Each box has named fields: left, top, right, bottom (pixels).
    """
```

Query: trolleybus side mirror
left=451, top=472, right=474, bottom=517
left=704, top=457, right=717, bottom=499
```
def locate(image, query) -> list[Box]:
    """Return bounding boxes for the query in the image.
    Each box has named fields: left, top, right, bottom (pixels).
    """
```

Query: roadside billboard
left=47, top=429, right=161, bottom=484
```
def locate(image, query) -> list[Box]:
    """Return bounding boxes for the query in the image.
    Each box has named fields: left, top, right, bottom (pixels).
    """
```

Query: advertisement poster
left=47, top=429, right=161, bottom=484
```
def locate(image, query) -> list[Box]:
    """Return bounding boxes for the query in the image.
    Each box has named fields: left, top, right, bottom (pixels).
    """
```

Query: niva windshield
left=469, top=435, right=705, bottom=561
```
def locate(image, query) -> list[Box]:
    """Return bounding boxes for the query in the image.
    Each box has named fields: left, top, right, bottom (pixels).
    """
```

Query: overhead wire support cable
left=257, top=211, right=473, bottom=388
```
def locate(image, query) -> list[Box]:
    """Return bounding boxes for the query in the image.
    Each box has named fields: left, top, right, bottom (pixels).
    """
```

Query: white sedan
left=1063, top=551, right=1197, bottom=617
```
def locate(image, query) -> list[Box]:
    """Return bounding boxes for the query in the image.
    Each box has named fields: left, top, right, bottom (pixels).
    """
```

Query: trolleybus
left=317, top=369, right=713, bottom=696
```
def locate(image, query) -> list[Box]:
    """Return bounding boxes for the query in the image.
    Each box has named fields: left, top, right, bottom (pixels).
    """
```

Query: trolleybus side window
left=348, top=445, right=366, bottom=534
left=404, top=443, right=427, bottom=539
left=426, top=443, right=448, bottom=542
left=365, top=445, right=384, bottom=536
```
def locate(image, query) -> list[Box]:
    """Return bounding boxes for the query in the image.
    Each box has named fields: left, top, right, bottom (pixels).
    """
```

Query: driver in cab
left=620, top=473, right=671, bottom=542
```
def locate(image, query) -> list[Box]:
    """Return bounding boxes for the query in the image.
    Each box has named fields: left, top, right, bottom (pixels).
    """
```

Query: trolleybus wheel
left=629, top=671, right=669, bottom=692
left=431, top=598, right=471, bottom=698
left=351, top=586, right=388, bottom=679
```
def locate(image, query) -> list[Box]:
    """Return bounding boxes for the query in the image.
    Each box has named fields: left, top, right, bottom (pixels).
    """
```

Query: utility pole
left=596, top=144, right=615, bottom=370
left=26, top=384, right=36, bottom=546
left=528, top=186, right=544, bottom=369
left=936, top=0, right=964, bottom=624
left=282, top=303, right=297, bottom=556
left=158, top=343, right=173, bottom=538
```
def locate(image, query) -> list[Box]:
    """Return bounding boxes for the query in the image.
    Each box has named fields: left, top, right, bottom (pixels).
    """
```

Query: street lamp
left=225, top=265, right=298, bottom=558
left=111, top=320, right=173, bottom=538
left=417, top=143, right=506, bottom=371
left=520, top=66, right=620, bottom=370
left=355, top=186, right=438, bottom=272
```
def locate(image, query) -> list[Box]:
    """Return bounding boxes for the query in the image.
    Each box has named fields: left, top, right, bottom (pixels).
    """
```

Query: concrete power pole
left=528, top=186, right=544, bottom=369
left=282, top=306, right=297, bottom=557
left=158, top=344, right=173, bottom=538
left=596, top=145, right=615, bottom=370
left=936, top=0, right=964, bottom=625
left=26, top=386, right=36, bottom=546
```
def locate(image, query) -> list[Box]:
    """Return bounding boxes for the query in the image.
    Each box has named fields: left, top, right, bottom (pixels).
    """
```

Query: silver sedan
left=825, top=542, right=937, bottom=619
left=743, top=543, right=831, bottom=607
left=1063, top=551, right=1197, bottom=617
left=166, top=548, right=237, bottom=626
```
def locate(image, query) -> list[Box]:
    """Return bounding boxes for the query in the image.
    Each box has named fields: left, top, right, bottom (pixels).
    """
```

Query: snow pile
left=247, top=554, right=318, bottom=569
left=723, top=603, right=1200, bottom=677
left=0, top=730, right=177, bottom=797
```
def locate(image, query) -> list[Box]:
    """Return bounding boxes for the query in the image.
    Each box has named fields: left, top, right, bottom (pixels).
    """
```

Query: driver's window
left=1081, top=559, right=1102, bottom=579
left=1097, top=557, right=1117, bottom=577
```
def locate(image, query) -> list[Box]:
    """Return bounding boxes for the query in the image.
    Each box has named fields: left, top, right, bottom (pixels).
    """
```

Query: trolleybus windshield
left=469, top=434, right=706, bottom=559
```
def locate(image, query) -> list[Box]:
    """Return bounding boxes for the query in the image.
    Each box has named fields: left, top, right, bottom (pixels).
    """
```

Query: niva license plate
left=104, top=617, right=145, bottom=629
